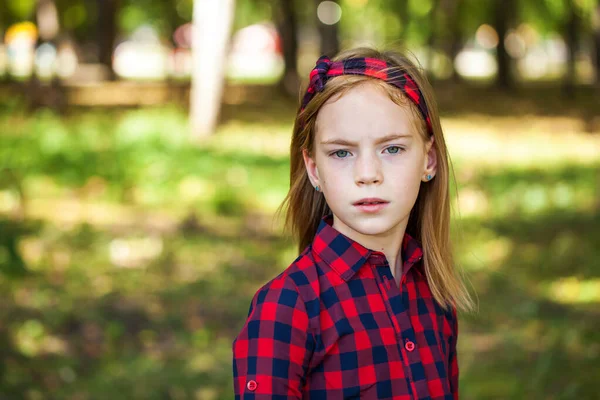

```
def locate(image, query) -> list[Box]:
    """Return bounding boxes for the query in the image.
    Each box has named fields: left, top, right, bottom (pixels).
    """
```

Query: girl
left=232, top=47, right=473, bottom=399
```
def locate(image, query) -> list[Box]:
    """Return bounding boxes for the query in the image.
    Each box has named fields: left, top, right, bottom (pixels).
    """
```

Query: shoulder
left=247, top=245, right=321, bottom=321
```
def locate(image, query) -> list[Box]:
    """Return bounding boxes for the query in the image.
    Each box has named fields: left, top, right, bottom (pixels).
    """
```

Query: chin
left=339, top=213, right=400, bottom=236
left=354, top=220, right=397, bottom=236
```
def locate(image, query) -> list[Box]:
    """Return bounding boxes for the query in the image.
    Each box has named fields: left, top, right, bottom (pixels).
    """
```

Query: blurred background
left=0, top=0, right=599, bottom=399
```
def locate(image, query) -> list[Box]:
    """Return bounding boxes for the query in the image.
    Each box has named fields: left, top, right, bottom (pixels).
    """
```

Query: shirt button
left=247, top=380, right=257, bottom=391
left=405, top=340, right=415, bottom=352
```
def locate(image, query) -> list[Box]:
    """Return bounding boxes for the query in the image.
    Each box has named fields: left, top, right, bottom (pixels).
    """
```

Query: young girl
left=232, top=47, right=473, bottom=399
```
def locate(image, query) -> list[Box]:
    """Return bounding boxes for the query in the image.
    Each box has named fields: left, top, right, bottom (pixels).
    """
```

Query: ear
left=422, top=136, right=438, bottom=182
left=302, top=148, right=321, bottom=188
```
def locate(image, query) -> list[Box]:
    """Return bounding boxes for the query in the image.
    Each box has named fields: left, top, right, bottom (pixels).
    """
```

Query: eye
left=332, top=150, right=350, bottom=158
left=385, top=146, right=403, bottom=154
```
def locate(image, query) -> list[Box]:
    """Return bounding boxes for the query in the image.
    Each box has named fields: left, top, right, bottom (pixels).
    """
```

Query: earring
left=427, top=174, right=432, bottom=181
left=315, top=185, right=320, bottom=192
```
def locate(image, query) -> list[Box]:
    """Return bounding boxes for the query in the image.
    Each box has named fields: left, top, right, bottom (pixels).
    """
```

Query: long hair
left=276, top=47, right=474, bottom=312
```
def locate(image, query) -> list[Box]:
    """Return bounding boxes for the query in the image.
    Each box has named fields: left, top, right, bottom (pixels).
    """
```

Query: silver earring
left=315, top=185, right=320, bottom=192
left=427, top=174, right=432, bottom=180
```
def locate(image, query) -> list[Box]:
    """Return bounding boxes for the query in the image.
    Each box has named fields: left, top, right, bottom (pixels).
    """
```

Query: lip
left=353, top=198, right=389, bottom=213
left=353, top=198, right=389, bottom=206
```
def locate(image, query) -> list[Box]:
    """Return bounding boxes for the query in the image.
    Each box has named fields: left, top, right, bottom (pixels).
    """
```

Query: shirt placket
left=370, top=257, right=429, bottom=400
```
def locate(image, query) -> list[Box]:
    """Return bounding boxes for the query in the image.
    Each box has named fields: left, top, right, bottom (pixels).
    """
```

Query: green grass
left=0, top=89, right=599, bottom=399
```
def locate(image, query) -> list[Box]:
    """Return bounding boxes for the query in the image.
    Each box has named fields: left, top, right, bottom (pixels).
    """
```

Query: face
left=302, top=82, right=437, bottom=247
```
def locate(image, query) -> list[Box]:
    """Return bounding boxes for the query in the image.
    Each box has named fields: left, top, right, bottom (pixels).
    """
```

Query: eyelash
left=329, top=146, right=405, bottom=158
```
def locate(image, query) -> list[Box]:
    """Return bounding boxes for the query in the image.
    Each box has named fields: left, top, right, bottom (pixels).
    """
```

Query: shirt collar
left=311, top=214, right=424, bottom=281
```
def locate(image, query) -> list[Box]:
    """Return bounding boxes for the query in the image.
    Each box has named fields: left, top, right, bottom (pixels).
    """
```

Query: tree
left=593, top=2, right=600, bottom=86
left=96, top=0, right=120, bottom=80
left=190, top=0, right=236, bottom=139
left=425, top=0, right=441, bottom=77
left=494, top=0, right=516, bottom=89
left=314, top=0, right=339, bottom=57
left=563, top=0, right=581, bottom=95
left=442, top=0, right=464, bottom=81
left=275, top=0, right=300, bottom=97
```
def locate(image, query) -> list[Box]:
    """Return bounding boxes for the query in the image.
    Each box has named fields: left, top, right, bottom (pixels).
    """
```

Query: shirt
left=233, top=214, right=459, bottom=399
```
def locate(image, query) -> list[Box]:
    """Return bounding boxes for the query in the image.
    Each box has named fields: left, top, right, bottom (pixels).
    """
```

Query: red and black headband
left=300, top=56, right=433, bottom=135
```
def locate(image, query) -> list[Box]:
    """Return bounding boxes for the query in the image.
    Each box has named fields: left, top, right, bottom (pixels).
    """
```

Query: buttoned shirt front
left=233, top=215, right=459, bottom=399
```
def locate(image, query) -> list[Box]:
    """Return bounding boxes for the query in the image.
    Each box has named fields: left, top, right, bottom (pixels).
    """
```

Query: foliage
left=2, top=0, right=598, bottom=49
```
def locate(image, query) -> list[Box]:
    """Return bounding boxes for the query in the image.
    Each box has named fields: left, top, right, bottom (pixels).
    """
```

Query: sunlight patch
left=544, top=278, right=600, bottom=304
left=109, top=236, right=163, bottom=268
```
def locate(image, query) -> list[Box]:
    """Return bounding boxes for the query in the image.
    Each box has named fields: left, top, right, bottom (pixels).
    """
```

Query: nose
left=355, top=151, right=383, bottom=186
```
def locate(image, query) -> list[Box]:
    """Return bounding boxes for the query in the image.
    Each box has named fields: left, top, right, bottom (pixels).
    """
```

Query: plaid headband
left=300, top=56, right=433, bottom=135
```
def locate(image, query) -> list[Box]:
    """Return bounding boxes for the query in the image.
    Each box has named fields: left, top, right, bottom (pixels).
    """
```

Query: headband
left=300, top=56, right=433, bottom=135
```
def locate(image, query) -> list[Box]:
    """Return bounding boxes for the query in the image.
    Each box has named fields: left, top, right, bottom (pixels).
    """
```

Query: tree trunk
left=96, top=0, right=119, bottom=80
left=563, top=0, right=579, bottom=96
left=442, top=0, right=463, bottom=82
left=314, top=0, right=340, bottom=57
left=276, top=0, right=299, bottom=97
left=592, top=3, right=600, bottom=86
left=190, top=0, right=235, bottom=139
left=426, top=0, right=440, bottom=78
left=494, top=0, right=514, bottom=90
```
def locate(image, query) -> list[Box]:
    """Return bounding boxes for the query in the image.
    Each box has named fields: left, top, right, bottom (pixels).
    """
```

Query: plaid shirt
left=233, top=215, right=459, bottom=399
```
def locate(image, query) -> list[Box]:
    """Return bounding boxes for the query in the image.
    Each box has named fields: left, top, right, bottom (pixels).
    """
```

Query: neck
left=331, top=215, right=408, bottom=281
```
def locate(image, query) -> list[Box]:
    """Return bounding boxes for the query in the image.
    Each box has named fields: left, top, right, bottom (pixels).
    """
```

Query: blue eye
left=333, top=150, right=349, bottom=158
left=386, top=146, right=402, bottom=154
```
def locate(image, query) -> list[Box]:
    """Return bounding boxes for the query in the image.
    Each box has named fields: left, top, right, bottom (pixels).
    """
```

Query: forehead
left=314, top=82, right=420, bottom=142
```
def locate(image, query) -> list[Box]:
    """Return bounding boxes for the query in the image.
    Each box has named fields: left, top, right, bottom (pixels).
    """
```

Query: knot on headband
left=300, top=55, right=433, bottom=135
left=303, top=55, right=332, bottom=101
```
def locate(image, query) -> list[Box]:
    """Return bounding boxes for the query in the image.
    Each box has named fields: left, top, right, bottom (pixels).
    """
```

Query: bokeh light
left=475, top=24, right=499, bottom=49
left=317, top=1, right=342, bottom=25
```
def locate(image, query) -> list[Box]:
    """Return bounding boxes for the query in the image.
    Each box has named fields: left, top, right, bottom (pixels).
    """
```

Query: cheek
left=387, top=153, right=424, bottom=177
left=315, top=155, right=346, bottom=187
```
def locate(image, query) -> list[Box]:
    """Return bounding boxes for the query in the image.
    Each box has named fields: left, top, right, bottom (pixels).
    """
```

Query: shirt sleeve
left=232, top=276, right=314, bottom=399
left=448, top=307, right=459, bottom=400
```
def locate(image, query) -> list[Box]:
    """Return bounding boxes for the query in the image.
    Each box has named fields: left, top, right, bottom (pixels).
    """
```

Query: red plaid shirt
left=233, top=215, right=459, bottom=399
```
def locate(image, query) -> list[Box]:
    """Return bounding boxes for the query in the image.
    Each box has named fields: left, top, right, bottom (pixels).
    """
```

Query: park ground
left=0, top=84, right=599, bottom=399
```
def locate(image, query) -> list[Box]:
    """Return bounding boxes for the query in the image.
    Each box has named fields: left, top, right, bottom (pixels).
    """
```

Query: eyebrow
left=320, top=133, right=413, bottom=146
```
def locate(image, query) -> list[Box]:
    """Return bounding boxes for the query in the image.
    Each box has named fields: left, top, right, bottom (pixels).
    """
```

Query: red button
left=247, top=380, right=257, bottom=391
left=405, top=341, right=415, bottom=352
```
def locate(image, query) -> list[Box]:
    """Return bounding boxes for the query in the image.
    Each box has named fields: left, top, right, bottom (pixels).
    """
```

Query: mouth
left=353, top=198, right=389, bottom=213
left=353, top=198, right=389, bottom=206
